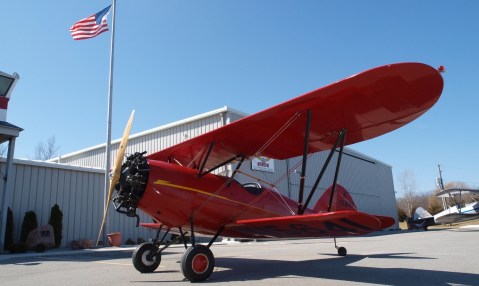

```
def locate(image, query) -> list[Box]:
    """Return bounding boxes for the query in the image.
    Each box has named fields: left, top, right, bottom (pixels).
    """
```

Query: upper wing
left=436, top=188, right=479, bottom=197
left=148, top=62, right=443, bottom=170
left=223, top=211, right=393, bottom=238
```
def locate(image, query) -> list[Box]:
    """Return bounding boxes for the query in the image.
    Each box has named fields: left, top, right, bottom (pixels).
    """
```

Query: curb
left=0, top=246, right=136, bottom=262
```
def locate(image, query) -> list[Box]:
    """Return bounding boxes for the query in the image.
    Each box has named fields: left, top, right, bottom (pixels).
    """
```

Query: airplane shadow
left=207, top=253, right=478, bottom=285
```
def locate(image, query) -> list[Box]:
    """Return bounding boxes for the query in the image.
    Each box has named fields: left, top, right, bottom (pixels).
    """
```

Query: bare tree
left=428, top=189, right=443, bottom=215
left=396, top=169, right=420, bottom=218
left=0, top=142, right=7, bottom=158
left=32, top=136, right=60, bottom=161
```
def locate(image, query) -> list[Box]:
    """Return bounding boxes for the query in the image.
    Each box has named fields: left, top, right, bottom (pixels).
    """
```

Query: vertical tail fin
left=313, top=184, right=357, bottom=212
left=414, top=207, right=433, bottom=220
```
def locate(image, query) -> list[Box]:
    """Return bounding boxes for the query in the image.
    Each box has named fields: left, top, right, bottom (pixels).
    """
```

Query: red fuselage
left=138, top=160, right=313, bottom=237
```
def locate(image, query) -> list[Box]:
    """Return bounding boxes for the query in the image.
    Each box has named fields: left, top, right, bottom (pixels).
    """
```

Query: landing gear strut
left=334, top=237, right=347, bottom=256
left=132, top=222, right=223, bottom=282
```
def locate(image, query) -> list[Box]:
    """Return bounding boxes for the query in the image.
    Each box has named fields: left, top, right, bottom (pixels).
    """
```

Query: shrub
left=71, top=239, right=94, bottom=250
left=33, top=243, right=47, bottom=253
left=8, top=242, right=29, bottom=253
left=125, top=238, right=136, bottom=245
left=4, top=207, right=14, bottom=251
left=397, top=207, right=408, bottom=222
left=48, top=204, right=63, bottom=247
left=20, top=211, right=38, bottom=242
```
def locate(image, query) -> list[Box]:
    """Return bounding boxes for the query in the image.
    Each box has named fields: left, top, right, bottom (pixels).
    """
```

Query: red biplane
left=98, top=62, right=443, bottom=282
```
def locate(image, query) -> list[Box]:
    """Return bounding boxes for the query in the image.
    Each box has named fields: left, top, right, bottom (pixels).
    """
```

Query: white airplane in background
left=433, top=188, right=479, bottom=223
left=408, top=167, right=479, bottom=230
left=410, top=189, right=479, bottom=230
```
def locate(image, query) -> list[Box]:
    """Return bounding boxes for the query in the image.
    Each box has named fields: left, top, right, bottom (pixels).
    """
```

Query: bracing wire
left=253, top=112, right=303, bottom=158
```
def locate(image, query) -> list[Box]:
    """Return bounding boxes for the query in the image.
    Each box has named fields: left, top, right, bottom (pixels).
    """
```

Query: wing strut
left=196, top=140, right=246, bottom=178
left=300, top=128, right=347, bottom=214
left=197, top=142, right=215, bottom=173
left=297, top=110, right=312, bottom=215
left=328, top=129, right=347, bottom=212
left=198, top=153, right=245, bottom=178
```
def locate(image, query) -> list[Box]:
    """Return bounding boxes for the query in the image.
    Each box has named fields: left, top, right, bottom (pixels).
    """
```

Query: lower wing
left=225, top=211, right=394, bottom=239
left=435, top=213, right=479, bottom=224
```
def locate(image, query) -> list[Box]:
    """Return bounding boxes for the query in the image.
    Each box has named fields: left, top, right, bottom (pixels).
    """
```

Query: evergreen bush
left=20, top=210, right=38, bottom=242
left=4, top=207, right=14, bottom=251
left=8, top=242, right=28, bottom=253
left=48, top=204, right=63, bottom=247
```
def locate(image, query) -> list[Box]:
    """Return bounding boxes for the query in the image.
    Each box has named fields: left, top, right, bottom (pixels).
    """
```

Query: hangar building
left=4, top=107, right=398, bottom=248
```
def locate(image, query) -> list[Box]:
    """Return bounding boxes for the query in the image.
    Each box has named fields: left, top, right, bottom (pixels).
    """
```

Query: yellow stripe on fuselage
left=153, top=179, right=279, bottom=215
left=154, top=179, right=232, bottom=201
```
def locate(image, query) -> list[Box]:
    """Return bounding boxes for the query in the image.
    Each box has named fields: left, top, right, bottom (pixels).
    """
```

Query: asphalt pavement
left=1, top=227, right=478, bottom=285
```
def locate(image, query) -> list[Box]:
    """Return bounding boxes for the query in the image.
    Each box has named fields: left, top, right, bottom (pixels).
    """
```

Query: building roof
left=0, top=120, right=23, bottom=144
left=49, top=106, right=248, bottom=162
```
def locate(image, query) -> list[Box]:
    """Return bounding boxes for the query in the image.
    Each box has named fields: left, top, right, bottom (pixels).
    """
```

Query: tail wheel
left=132, top=242, right=161, bottom=273
left=337, top=246, right=347, bottom=256
left=181, top=245, right=215, bottom=282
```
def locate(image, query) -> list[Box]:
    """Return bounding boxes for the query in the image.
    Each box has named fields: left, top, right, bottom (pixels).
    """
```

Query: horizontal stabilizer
left=373, top=215, right=396, bottom=229
left=226, top=211, right=391, bottom=239
left=139, top=222, right=162, bottom=229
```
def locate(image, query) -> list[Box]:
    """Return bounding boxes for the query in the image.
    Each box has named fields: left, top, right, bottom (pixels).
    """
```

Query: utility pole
left=437, top=164, right=445, bottom=190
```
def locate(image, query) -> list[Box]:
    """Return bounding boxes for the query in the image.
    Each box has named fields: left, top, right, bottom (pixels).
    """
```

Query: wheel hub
left=141, top=250, right=157, bottom=266
left=192, top=253, right=209, bottom=274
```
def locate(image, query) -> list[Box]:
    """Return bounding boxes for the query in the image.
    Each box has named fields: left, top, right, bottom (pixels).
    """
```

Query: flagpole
left=102, top=0, right=116, bottom=246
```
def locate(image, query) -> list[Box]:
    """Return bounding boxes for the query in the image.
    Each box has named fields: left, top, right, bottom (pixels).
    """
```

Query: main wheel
left=132, top=242, right=161, bottom=273
left=181, top=245, right=215, bottom=282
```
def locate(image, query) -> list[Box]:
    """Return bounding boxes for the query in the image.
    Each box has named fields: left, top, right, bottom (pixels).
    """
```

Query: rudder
left=313, top=184, right=357, bottom=212
left=414, top=207, right=433, bottom=220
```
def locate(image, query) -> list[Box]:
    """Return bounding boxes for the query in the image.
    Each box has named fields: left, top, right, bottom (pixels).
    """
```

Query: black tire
left=132, top=242, right=161, bottom=273
left=337, top=246, right=347, bottom=256
left=181, top=245, right=215, bottom=282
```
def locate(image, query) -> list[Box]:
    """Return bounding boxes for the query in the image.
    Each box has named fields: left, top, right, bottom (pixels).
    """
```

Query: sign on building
left=251, top=156, right=274, bottom=173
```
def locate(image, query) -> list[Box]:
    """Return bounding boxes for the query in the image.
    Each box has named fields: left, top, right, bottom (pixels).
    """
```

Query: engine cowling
left=113, top=151, right=149, bottom=225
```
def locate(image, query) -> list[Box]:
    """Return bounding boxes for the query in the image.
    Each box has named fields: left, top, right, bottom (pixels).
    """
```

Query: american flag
left=70, top=5, right=111, bottom=40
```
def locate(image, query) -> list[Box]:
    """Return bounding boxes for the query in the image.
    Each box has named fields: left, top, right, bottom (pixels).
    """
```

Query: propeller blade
left=96, top=110, right=135, bottom=246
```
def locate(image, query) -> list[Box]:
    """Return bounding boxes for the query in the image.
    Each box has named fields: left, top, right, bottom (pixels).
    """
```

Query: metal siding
left=375, top=163, right=399, bottom=226
left=228, top=112, right=243, bottom=123
left=340, top=154, right=380, bottom=213
left=90, top=174, right=100, bottom=240
left=37, top=167, right=47, bottom=225
left=1, top=160, right=155, bottom=247
left=77, top=172, right=86, bottom=241
left=64, top=169, right=73, bottom=244
left=57, top=112, right=225, bottom=167
left=57, top=169, right=66, bottom=229
left=11, top=164, right=24, bottom=240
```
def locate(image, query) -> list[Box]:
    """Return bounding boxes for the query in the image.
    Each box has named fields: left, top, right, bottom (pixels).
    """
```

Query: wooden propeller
left=96, top=110, right=135, bottom=246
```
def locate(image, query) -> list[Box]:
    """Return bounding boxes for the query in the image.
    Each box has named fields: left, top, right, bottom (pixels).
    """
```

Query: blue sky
left=2, top=1, right=478, bottom=193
